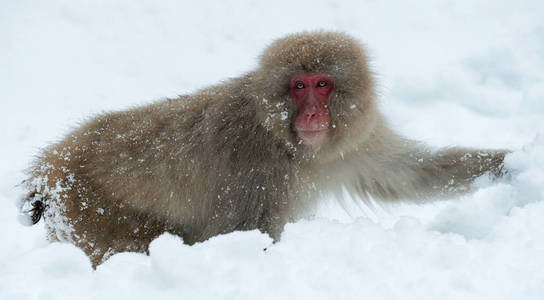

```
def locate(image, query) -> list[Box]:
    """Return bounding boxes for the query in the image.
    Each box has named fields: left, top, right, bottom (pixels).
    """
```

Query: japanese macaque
left=19, top=31, right=508, bottom=268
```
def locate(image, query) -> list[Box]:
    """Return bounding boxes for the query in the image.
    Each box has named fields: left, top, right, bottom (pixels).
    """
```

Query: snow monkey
left=19, top=31, right=508, bottom=268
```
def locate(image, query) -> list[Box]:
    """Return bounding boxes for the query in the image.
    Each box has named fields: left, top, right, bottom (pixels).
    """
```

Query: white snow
left=1, top=0, right=544, bottom=299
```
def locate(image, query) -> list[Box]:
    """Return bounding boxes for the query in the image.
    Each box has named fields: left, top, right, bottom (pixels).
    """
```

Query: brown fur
left=20, top=31, right=508, bottom=268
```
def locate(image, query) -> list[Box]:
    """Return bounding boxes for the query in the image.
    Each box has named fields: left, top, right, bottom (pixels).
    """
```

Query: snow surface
left=1, top=0, right=544, bottom=299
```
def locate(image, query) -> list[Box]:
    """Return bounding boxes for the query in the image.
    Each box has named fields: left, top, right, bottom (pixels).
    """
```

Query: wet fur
left=21, top=31, right=507, bottom=267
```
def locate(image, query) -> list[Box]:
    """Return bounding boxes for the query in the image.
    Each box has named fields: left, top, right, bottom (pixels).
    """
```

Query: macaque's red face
left=289, top=74, right=334, bottom=146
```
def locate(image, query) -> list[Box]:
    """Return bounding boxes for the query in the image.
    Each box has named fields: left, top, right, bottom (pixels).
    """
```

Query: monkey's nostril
left=305, top=112, right=317, bottom=121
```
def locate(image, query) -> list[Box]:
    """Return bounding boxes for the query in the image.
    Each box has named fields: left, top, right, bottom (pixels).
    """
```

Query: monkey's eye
left=295, top=82, right=305, bottom=89
left=318, top=80, right=328, bottom=87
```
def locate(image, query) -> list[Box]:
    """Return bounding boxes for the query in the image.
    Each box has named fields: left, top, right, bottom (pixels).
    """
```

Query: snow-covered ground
left=1, top=0, right=544, bottom=299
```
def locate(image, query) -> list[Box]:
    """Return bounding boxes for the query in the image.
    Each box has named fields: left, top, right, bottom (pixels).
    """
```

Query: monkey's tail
left=17, top=188, right=46, bottom=226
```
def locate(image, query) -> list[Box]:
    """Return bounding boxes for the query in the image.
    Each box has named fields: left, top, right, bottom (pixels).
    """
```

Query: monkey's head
left=253, top=31, right=378, bottom=160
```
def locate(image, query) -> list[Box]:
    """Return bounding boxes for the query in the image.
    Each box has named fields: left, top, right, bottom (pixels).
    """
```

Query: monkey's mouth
left=298, top=129, right=328, bottom=144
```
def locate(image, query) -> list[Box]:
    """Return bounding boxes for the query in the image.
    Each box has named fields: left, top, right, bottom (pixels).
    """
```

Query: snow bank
left=1, top=0, right=543, bottom=299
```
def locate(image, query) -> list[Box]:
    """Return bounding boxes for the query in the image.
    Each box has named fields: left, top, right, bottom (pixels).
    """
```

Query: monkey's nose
left=305, top=111, right=317, bottom=120
left=304, top=105, right=318, bottom=120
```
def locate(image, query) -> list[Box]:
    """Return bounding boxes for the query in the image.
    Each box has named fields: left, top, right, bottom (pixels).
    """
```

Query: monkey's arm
left=348, top=146, right=509, bottom=202
left=412, top=147, right=507, bottom=197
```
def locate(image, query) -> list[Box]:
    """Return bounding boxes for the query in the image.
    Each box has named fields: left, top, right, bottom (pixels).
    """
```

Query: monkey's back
left=23, top=90, right=301, bottom=266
